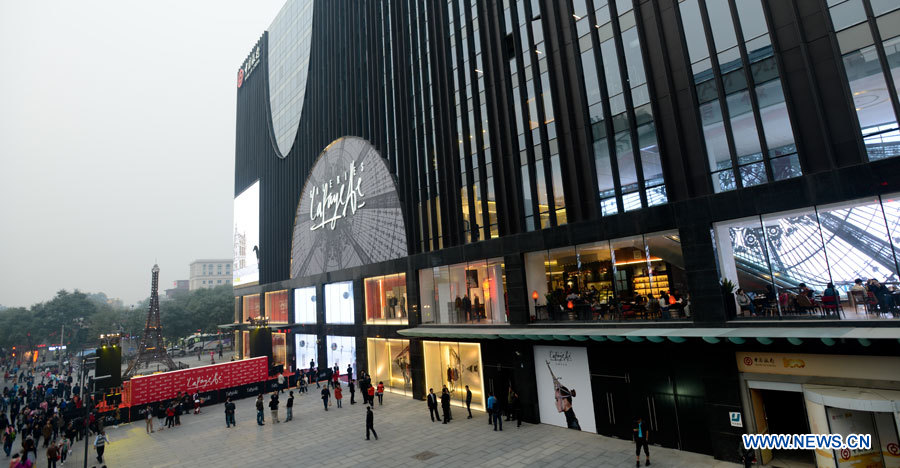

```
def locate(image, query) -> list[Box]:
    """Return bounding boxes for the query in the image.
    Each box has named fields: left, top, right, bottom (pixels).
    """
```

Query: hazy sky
left=0, top=1, right=285, bottom=307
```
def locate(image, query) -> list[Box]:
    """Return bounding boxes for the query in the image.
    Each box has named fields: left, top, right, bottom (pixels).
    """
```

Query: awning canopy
left=396, top=326, right=900, bottom=346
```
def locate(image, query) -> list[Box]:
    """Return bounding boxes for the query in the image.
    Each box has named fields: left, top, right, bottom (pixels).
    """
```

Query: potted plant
left=721, top=278, right=738, bottom=320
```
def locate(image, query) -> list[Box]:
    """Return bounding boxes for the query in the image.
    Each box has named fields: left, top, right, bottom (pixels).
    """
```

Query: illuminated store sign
left=308, top=160, right=366, bottom=231
left=291, top=137, right=407, bottom=278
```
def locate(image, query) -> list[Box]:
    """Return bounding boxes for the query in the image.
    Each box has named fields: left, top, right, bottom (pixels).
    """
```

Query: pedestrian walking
left=633, top=416, right=650, bottom=467
left=440, top=387, right=451, bottom=424
left=487, top=392, right=502, bottom=431
left=57, top=438, right=68, bottom=465
left=427, top=388, right=440, bottom=422
left=93, top=430, right=110, bottom=463
left=334, top=386, right=343, bottom=408
left=224, top=398, right=236, bottom=428
left=277, top=373, right=286, bottom=394
left=365, top=406, right=378, bottom=441
left=269, top=393, right=280, bottom=423
left=321, top=386, right=331, bottom=411
left=346, top=364, right=353, bottom=383
left=465, top=385, right=473, bottom=419
left=376, top=381, right=384, bottom=405
left=45, top=441, right=58, bottom=468
left=165, top=404, right=175, bottom=428
left=285, top=392, right=294, bottom=422
left=366, top=385, right=375, bottom=407
left=512, top=392, right=522, bottom=427
left=349, top=380, right=356, bottom=405
left=255, top=395, right=265, bottom=426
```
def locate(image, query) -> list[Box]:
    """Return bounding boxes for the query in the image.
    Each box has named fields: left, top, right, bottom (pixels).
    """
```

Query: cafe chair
left=820, top=295, right=843, bottom=319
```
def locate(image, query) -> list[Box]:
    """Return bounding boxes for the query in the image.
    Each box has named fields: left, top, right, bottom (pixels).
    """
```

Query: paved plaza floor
left=52, top=386, right=739, bottom=468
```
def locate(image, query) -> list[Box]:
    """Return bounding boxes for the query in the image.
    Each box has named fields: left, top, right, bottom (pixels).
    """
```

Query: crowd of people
left=1, top=356, right=113, bottom=468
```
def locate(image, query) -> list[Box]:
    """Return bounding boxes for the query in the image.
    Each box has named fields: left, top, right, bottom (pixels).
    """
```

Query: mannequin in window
left=473, top=295, right=481, bottom=321
left=387, top=292, right=398, bottom=319
left=463, top=295, right=472, bottom=322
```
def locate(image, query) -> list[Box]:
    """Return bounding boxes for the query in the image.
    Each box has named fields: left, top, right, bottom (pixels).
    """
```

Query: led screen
left=294, top=287, right=317, bottom=324
left=325, top=281, right=354, bottom=324
left=233, top=180, right=260, bottom=286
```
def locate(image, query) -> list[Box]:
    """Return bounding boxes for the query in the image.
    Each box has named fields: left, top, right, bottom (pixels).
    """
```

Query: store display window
left=241, top=331, right=250, bottom=359
left=366, top=338, right=412, bottom=396
left=365, top=273, right=408, bottom=324
left=242, top=294, right=260, bottom=323
left=325, top=281, right=354, bottom=324
left=265, top=290, right=289, bottom=323
left=418, top=258, right=508, bottom=324
left=272, top=332, right=287, bottom=370
left=423, top=341, right=485, bottom=411
left=326, top=335, right=357, bottom=380
left=294, top=333, right=317, bottom=372
left=294, top=287, right=317, bottom=324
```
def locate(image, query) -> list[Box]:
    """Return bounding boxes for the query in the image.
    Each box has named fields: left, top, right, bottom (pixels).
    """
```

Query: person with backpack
left=93, top=429, right=110, bottom=463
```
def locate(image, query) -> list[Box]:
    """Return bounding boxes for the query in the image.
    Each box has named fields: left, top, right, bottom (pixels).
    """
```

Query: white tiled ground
left=50, top=387, right=740, bottom=468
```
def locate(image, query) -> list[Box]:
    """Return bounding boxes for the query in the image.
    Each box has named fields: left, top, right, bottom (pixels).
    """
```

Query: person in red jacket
left=367, top=385, right=375, bottom=407
left=334, top=386, right=343, bottom=408
left=376, top=381, right=385, bottom=405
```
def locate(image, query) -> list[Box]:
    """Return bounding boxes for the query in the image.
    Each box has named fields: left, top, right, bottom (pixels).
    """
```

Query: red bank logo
left=237, top=68, right=244, bottom=88
left=743, top=357, right=753, bottom=366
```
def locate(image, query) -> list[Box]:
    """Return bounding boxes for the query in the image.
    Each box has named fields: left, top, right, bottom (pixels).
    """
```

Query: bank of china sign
left=237, top=41, right=262, bottom=89
left=291, top=137, right=407, bottom=278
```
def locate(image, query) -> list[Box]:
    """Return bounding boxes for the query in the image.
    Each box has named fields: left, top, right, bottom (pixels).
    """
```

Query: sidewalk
left=58, top=389, right=740, bottom=467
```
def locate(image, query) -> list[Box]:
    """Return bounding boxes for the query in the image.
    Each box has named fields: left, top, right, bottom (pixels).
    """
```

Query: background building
left=189, top=259, right=232, bottom=290
left=233, top=0, right=900, bottom=465
left=165, top=280, right=190, bottom=299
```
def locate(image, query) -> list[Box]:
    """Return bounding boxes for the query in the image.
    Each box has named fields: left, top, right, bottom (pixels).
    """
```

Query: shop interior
left=365, top=273, right=408, bottom=324
left=423, top=340, right=485, bottom=411
left=367, top=338, right=413, bottom=396
left=524, top=230, right=688, bottom=321
left=419, top=258, right=508, bottom=324
left=265, top=290, right=289, bottom=323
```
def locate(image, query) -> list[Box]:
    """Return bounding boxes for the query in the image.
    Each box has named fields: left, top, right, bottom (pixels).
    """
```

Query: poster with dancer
left=533, top=346, right=596, bottom=433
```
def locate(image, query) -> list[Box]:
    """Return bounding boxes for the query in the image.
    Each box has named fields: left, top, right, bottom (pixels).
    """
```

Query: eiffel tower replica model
left=124, top=264, right=178, bottom=379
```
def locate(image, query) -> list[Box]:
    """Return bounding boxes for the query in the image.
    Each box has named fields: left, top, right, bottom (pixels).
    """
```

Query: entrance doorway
left=750, top=388, right=816, bottom=467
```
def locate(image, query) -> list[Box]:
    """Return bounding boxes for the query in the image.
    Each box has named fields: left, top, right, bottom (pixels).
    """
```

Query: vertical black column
left=504, top=253, right=529, bottom=325
left=316, top=283, right=326, bottom=370
left=409, top=338, right=426, bottom=400
left=676, top=206, right=726, bottom=323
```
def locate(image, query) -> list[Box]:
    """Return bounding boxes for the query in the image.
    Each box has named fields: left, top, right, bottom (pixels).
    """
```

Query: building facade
left=165, top=279, right=190, bottom=299
left=233, top=0, right=900, bottom=465
left=189, top=259, right=232, bottom=290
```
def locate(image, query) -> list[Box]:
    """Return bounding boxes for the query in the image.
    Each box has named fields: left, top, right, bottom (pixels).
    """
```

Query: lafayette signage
left=127, top=357, right=268, bottom=406
left=291, top=137, right=407, bottom=278
left=237, top=37, right=263, bottom=89
left=308, top=160, right=366, bottom=231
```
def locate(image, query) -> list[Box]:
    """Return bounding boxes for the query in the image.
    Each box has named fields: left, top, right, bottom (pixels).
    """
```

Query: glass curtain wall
left=714, top=195, right=900, bottom=319
left=423, top=341, right=485, bottom=411
left=366, top=338, right=413, bottom=396
left=265, top=290, right=289, bottom=323
left=365, top=273, right=408, bottom=324
left=272, top=332, right=287, bottom=370
left=504, top=0, right=566, bottom=230
left=571, top=0, right=668, bottom=215
left=677, top=0, right=800, bottom=192
left=419, top=258, right=508, bottom=324
left=524, top=231, right=689, bottom=321
left=448, top=0, right=497, bottom=243
left=827, top=0, right=900, bottom=161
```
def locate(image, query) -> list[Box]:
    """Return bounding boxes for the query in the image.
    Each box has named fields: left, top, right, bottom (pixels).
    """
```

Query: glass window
left=294, top=333, right=317, bottom=373
left=680, top=0, right=711, bottom=66
left=621, top=27, right=646, bottom=86
left=364, top=273, right=408, bottom=324
left=242, top=294, right=260, bottom=323
left=581, top=50, right=602, bottom=106
left=418, top=258, right=508, bottom=325
left=705, top=0, right=738, bottom=52
left=367, top=338, right=412, bottom=396
left=423, top=341, right=485, bottom=410
left=293, top=287, right=316, bottom=324
left=326, top=335, right=356, bottom=381
left=265, top=290, right=289, bottom=323
left=325, top=281, right=355, bottom=324
left=615, top=131, right=638, bottom=193
left=842, top=45, right=900, bottom=161
left=726, top=90, right=763, bottom=166
left=700, top=99, right=733, bottom=183
left=737, top=0, right=769, bottom=40
left=272, top=332, right=287, bottom=371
